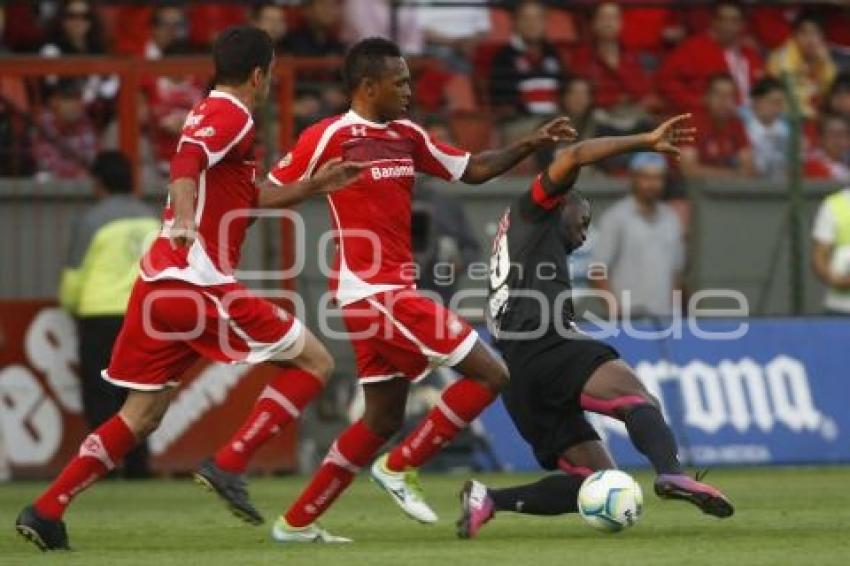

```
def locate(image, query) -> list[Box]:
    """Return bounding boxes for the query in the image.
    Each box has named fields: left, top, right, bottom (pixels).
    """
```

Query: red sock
left=386, top=378, right=496, bottom=472
left=34, top=415, right=137, bottom=520
left=284, top=420, right=385, bottom=528
left=215, top=368, right=324, bottom=474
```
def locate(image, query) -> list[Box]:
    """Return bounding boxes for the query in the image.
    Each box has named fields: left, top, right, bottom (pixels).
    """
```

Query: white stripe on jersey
left=396, top=119, right=470, bottom=181
left=178, top=116, right=254, bottom=168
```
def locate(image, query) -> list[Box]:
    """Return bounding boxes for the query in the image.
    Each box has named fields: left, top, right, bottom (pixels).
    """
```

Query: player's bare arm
left=167, top=178, right=197, bottom=248
left=256, top=159, right=370, bottom=208
left=460, top=116, right=578, bottom=184
left=547, top=113, right=696, bottom=190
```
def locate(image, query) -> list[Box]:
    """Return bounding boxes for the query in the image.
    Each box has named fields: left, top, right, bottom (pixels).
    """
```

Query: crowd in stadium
left=2, top=1, right=850, bottom=185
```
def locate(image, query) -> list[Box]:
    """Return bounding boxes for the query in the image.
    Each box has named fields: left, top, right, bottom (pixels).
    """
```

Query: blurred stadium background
left=0, top=0, right=849, bottom=518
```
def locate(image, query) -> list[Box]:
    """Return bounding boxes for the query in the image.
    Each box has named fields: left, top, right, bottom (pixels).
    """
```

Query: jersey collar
left=209, top=90, right=251, bottom=116
left=345, top=109, right=389, bottom=129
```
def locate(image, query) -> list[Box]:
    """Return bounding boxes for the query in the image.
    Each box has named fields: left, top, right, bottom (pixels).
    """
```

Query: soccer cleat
left=654, top=473, right=735, bottom=518
left=456, top=480, right=495, bottom=539
left=194, top=458, right=264, bottom=525
left=15, top=505, right=71, bottom=552
left=270, top=517, right=352, bottom=543
left=370, top=454, right=438, bottom=524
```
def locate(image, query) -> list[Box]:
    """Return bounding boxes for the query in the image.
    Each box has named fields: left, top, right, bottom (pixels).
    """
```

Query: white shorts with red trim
left=104, top=278, right=303, bottom=391
left=341, top=288, right=478, bottom=383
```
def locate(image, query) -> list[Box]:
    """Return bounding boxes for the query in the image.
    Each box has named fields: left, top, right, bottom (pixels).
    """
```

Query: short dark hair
left=792, top=9, right=825, bottom=31
left=91, top=151, right=133, bottom=194
left=212, top=26, right=274, bottom=86
left=751, top=77, right=784, bottom=100
left=343, top=37, right=402, bottom=92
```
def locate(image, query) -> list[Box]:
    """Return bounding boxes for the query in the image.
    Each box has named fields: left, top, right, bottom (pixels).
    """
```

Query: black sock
left=489, top=474, right=583, bottom=515
left=624, top=404, right=684, bottom=475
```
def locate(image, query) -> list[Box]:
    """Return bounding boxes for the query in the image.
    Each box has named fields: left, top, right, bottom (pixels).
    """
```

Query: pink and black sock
left=581, top=394, right=683, bottom=475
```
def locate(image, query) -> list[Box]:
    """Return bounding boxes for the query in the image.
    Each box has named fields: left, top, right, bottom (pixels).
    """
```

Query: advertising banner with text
left=479, top=318, right=849, bottom=470
left=0, top=301, right=296, bottom=479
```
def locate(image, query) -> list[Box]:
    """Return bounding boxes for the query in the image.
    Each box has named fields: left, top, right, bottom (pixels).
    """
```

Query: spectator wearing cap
left=681, top=74, right=755, bottom=179
left=571, top=3, right=655, bottom=117
left=31, top=80, right=98, bottom=180
left=812, top=186, right=850, bottom=315
left=590, top=153, right=685, bottom=319
left=59, top=151, right=159, bottom=477
left=804, top=114, right=850, bottom=182
left=767, top=11, right=836, bottom=119
left=659, top=1, right=763, bottom=113
left=740, top=77, right=790, bottom=179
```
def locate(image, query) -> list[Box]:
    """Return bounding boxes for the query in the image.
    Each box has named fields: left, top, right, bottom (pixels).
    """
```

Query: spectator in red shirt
left=571, top=2, right=655, bottom=118
left=659, top=1, right=763, bottom=113
left=681, top=74, right=755, bottom=179
left=804, top=114, right=850, bottom=182
left=620, top=2, right=685, bottom=54
left=31, top=80, right=98, bottom=181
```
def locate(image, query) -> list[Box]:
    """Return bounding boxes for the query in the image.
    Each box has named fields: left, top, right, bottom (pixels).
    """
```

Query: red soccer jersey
left=141, top=90, right=258, bottom=286
left=269, top=110, right=470, bottom=305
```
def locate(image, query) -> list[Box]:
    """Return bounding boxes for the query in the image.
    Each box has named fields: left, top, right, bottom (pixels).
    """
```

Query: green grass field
left=2, top=467, right=849, bottom=566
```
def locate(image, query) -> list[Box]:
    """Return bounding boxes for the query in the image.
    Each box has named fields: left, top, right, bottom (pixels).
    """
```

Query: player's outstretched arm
left=460, top=117, right=578, bottom=184
left=256, top=159, right=369, bottom=208
left=546, top=113, right=695, bottom=194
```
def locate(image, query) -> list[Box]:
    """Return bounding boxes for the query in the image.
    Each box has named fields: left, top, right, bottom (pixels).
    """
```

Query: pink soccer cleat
left=457, top=480, right=496, bottom=539
left=654, top=473, right=734, bottom=518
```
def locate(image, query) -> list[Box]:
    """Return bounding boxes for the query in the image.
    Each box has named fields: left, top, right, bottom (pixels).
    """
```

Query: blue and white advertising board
left=478, top=318, right=849, bottom=470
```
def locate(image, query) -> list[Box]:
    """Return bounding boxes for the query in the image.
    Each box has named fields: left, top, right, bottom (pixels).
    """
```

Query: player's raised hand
left=647, top=113, right=696, bottom=157
left=531, top=116, right=578, bottom=145
left=311, top=158, right=369, bottom=194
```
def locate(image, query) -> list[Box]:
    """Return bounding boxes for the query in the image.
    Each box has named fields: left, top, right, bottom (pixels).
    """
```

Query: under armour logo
left=351, top=125, right=367, bottom=137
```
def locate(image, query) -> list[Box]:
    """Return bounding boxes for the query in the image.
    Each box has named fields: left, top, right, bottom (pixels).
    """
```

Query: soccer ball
left=577, top=470, right=643, bottom=533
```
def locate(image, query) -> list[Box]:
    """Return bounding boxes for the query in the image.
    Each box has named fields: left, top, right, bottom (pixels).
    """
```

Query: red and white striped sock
left=34, top=414, right=137, bottom=520
left=214, top=368, right=324, bottom=474
left=284, top=420, right=386, bottom=528
left=386, top=378, right=496, bottom=472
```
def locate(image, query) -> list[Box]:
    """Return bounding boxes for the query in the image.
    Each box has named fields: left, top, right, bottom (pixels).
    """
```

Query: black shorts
left=498, top=331, right=619, bottom=470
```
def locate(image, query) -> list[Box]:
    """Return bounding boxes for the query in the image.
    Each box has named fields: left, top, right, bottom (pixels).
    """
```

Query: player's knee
left=310, top=347, right=335, bottom=382
left=481, top=358, right=509, bottom=394
left=124, top=410, right=164, bottom=438
left=298, top=345, right=335, bottom=383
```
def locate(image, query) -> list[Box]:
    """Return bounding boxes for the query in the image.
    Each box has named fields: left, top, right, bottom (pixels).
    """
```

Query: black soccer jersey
left=487, top=174, right=575, bottom=342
